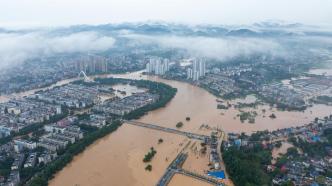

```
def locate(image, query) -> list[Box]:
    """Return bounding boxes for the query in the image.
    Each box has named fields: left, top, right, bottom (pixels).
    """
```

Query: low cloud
left=123, top=34, right=285, bottom=60
left=0, top=31, right=116, bottom=68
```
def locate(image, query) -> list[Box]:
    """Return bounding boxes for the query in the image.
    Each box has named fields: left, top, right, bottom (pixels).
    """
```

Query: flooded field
left=272, top=142, right=294, bottom=164
left=111, top=84, right=146, bottom=98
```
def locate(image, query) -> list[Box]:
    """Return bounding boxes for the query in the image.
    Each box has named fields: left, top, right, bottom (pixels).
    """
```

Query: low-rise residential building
left=11, top=154, right=25, bottom=170
left=39, top=125, right=83, bottom=151
left=5, top=171, right=20, bottom=186
left=23, top=153, right=37, bottom=168
left=13, top=139, right=37, bottom=152
left=93, top=92, right=159, bottom=116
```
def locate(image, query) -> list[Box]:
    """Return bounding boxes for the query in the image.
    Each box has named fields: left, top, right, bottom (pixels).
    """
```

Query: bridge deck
left=156, top=153, right=188, bottom=186
left=124, top=120, right=209, bottom=141
left=125, top=120, right=223, bottom=186
left=177, top=169, right=222, bottom=186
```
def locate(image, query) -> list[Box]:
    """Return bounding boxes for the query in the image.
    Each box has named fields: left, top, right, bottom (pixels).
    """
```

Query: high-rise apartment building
left=76, top=55, right=108, bottom=74
left=187, top=58, right=206, bottom=81
left=145, top=57, right=169, bottom=75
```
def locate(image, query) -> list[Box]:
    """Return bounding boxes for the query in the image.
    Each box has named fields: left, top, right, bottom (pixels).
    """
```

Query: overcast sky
left=0, top=0, right=331, bottom=28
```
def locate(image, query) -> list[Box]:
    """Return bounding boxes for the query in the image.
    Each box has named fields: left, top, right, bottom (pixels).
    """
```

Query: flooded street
left=1, top=71, right=331, bottom=186
left=111, top=84, right=146, bottom=98
left=271, top=142, right=294, bottom=164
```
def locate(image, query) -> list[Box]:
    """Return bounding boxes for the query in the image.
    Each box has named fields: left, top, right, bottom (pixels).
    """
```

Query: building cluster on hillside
left=260, top=76, right=332, bottom=109
left=290, top=76, right=332, bottom=99
left=0, top=99, right=62, bottom=137
left=104, top=54, right=147, bottom=73
left=32, top=84, right=100, bottom=108
left=215, top=64, right=252, bottom=77
left=224, top=116, right=332, bottom=186
left=93, top=92, right=159, bottom=116
left=272, top=120, right=332, bottom=185
left=192, top=63, right=256, bottom=96
left=226, top=117, right=332, bottom=148
left=271, top=158, right=332, bottom=185
left=145, top=57, right=170, bottom=75
left=261, top=82, right=306, bottom=109
left=0, top=57, right=78, bottom=95
left=0, top=53, right=147, bottom=95
left=199, top=74, right=239, bottom=96
left=186, top=58, right=206, bottom=81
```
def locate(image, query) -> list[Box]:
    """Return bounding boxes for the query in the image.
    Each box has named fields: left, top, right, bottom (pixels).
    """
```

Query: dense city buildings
left=0, top=19, right=331, bottom=186
left=75, top=55, right=109, bottom=74
left=186, top=58, right=206, bottom=81
left=145, top=57, right=170, bottom=75
left=224, top=116, right=332, bottom=185
left=0, top=74, right=177, bottom=186
left=0, top=53, right=146, bottom=95
left=0, top=52, right=331, bottom=185
left=0, top=99, right=62, bottom=137
left=93, top=92, right=159, bottom=116
left=32, top=84, right=101, bottom=108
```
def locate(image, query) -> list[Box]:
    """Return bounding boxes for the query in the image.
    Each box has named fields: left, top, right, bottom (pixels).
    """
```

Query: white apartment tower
left=145, top=57, right=170, bottom=75
left=187, top=58, right=206, bottom=81
left=187, top=68, right=193, bottom=79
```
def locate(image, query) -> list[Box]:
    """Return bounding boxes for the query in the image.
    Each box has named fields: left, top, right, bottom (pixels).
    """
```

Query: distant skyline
left=1, top=0, right=332, bottom=28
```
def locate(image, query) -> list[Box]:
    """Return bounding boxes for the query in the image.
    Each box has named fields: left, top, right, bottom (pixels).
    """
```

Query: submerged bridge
left=177, top=169, right=222, bottom=186
left=156, top=152, right=223, bottom=186
left=156, top=153, right=187, bottom=186
left=125, top=120, right=224, bottom=186
left=124, top=120, right=210, bottom=141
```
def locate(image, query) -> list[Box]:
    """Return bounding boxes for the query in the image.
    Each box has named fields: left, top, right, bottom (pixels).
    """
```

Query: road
left=124, top=120, right=210, bottom=141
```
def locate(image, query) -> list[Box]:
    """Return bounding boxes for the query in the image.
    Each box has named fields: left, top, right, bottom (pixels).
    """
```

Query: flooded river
left=48, top=71, right=331, bottom=186
left=1, top=71, right=331, bottom=186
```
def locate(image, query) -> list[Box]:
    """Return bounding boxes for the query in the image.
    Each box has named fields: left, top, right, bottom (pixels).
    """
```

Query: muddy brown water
left=1, top=71, right=330, bottom=186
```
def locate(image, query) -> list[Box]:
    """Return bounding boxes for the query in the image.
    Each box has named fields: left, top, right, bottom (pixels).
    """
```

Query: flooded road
left=1, top=71, right=330, bottom=186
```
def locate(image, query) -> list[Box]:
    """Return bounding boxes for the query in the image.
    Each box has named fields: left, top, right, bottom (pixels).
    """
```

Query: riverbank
left=2, top=70, right=331, bottom=186
left=20, top=77, right=177, bottom=185
left=48, top=71, right=332, bottom=186
left=28, top=120, right=123, bottom=186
